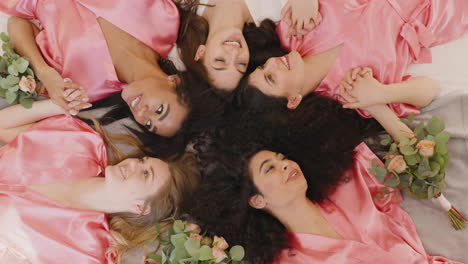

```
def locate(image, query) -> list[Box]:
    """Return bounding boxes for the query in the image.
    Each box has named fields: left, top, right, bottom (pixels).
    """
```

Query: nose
left=282, top=160, right=289, bottom=171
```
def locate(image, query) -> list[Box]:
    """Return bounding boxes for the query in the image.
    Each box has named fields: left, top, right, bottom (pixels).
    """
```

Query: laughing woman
left=1, top=0, right=223, bottom=140
left=0, top=100, right=200, bottom=264
left=238, top=0, right=468, bottom=141
left=177, top=0, right=321, bottom=92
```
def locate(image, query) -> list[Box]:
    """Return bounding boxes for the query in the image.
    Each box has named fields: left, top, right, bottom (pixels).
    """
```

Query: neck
left=28, top=177, right=126, bottom=213
left=301, top=45, right=343, bottom=96
left=271, top=197, right=324, bottom=234
left=203, top=0, right=252, bottom=35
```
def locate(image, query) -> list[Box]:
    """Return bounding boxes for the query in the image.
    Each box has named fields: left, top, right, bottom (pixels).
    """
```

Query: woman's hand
left=36, top=66, right=90, bottom=115
left=281, top=0, right=322, bottom=40
left=339, top=67, right=390, bottom=109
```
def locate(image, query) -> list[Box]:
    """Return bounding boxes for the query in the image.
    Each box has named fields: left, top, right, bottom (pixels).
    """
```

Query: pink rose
left=201, top=236, right=212, bottom=246
left=387, top=155, right=407, bottom=173
left=19, top=75, right=36, bottom=93
left=189, top=233, right=203, bottom=241
left=213, top=236, right=229, bottom=250
left=212, top=247, right=228, bottom=263
left=416, top=140, right=436, bottom=158
left=184, top=223, right=201, bottom=234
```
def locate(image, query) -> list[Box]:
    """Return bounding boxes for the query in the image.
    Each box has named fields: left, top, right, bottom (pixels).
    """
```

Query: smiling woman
left=0, top=100, right=201, bottom=264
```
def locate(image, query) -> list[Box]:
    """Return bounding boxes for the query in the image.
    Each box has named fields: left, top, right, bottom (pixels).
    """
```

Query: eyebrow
left=158, top=104, right=170, bottom=121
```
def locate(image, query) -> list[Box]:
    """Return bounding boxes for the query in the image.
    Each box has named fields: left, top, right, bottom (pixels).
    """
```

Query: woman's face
left=105, top=157, right=171, bottom=213
left=248, top=150, right=307, bottom=210
left=195, top=28, right=249, bottom=91
left=248, top=51, right=305, bottom=108
left=121, top=76, right=189, bottom=137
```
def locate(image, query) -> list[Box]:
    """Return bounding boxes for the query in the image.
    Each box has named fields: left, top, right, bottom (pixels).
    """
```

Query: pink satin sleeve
left=0, top=185, right=113, bottom=264
left=0, top=115, right=108, bottom=185
left=0, top=0, right=38, bottom=19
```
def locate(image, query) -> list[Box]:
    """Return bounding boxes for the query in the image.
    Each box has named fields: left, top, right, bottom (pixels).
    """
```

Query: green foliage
left=369, top=116, right=450, bottom=200
left=0, top=32, right=39, bottom=108
left=150, top=219, right=245, bottom=264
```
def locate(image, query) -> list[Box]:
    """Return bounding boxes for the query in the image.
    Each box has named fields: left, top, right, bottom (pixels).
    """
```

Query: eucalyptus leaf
left=19, top=96, right=33, bottom=109
left=371, top=159, right=379, bottom=168
left=173, top=220, right=186, bottom=234
left=9, top=85, right=19, bottom=92
left=380, top=135, right=392, bottom=146
left=198, top=245, right=213, bottom=261
left=427, top=186, right=439, bottom=199
left=389, top=143, right=397, bottom=153
left=404, top=154, right=419, bottom=166
left=5, top=75, right=19, bottom=86
left=229, top=246, right=245, bottom=261
left=436, top=144, right=448, bottom=155
left=170, top=247, right=189, bottom=262
left=26, top=68, right=35, bottom=78
left=5, top=89, right=17, bottom=104
left=184, top=238, right=201, bottom=258
left=368, top=167, right=387, bottom=182
left=414, top=122, right=425, bottom=141
left=15, top=58, right=29, bottom=73
left=384, top=175, right=400, bottom=187
left=427, top=116, right=445, bottom=136
left=408, top=137, right=418, bottom=145
left=0, top=59, right=6, bottom=72
left=398, top=137, right=410, bottom=146
left=146, top=254, right=163, bottom=264
left=381, top=187, right=390, bottom=194
left=400, top=146, right=417, bottom=155
left=170, top=233, right=188, bottom=248
left=0, top=32, right=10, bottom=42
left=7, top=64, right=18, bottom=76
left=429, top=161, right=440, bottom=177
left=0, top=88, right=5, bottom=98
left=399, top=174, right=412, bottom=188
left=435, top=131, right=450, bottom=144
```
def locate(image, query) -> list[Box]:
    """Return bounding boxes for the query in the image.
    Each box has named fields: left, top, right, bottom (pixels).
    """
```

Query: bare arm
left=0, top=99, right=66, bottom=144
left=364, top=104, right=415, bottom=142
left=341, top=67, right=440, bottom=109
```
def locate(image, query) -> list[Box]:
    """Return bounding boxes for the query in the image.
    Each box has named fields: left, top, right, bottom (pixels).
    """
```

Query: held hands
left=281, top=0, right=322, bottom=40
left=338, top=67, right=389, bottom=109
left=36, top=66, right=91, bottom=115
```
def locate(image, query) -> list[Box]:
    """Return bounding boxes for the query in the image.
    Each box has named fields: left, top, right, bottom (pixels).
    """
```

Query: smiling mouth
left=280, top=55, right=291, bottom=70
left=129, top=94, right=142, bottom=112
left=287, top=169, right=299, bottom=182
left=223, top=38, right=242, bottom=48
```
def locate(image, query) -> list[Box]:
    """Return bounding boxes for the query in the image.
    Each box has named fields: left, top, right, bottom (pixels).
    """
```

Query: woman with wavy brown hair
left=0, top=99, right=200, bottom=264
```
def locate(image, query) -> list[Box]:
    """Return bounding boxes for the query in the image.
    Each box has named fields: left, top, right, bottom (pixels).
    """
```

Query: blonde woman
left=0, top=99, right=200, bottom=264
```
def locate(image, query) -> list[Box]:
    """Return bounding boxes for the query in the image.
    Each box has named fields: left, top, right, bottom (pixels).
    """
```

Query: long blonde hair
left=90, top=118, right=201, bottom=263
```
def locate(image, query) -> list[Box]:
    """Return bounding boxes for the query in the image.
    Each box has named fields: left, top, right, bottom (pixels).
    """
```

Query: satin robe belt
left=386, top=0, right=436, bottom=63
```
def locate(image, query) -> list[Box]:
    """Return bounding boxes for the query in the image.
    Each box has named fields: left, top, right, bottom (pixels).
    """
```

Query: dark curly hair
left=184, top=94, right=381, bottom=263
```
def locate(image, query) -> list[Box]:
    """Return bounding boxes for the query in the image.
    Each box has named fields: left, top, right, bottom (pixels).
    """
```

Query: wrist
left=35, top=64, right=52, bottom=81
left=382, top=83, right=397, bottom=104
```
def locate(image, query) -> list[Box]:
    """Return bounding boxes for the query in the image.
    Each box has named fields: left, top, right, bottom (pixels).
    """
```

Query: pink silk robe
left=277, top=0, right=468, bottom=118
left=273, top=143, right=462, bottom=264
left=0, top=0, right=180, bottom=102
left=0, top=116, right=114, bottom=264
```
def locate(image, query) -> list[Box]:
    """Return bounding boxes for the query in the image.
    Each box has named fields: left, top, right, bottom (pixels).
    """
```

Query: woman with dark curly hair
left=2, top=0, right=216, bottom=138
left=185, top=96, right=460, bottom=264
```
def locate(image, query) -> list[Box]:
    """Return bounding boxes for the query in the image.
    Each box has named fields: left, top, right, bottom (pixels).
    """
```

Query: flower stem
left=435, top=193, right=468, bottom=230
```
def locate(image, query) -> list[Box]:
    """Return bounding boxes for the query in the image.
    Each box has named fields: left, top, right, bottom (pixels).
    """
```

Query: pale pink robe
left=0, top=0, right=180, bottom=102
left=273, top=143, right=462, bottom=264
left=277, top=0, right=468, bottom=118
left=0, top=116, right=114, bottom=264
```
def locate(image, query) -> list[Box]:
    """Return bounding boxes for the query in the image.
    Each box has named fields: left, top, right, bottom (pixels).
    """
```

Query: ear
left=168, top=75, right=181, bottom=86
left=287, top=94, right=302, bottom=110
left=248, top=194, right=267, bottom=209
left=194, top=45, right=206, bottom=61
left=131, top=200, right=151, bottom=215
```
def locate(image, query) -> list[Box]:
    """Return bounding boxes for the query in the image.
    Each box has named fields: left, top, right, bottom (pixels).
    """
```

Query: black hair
left=184, top=94, right=381, bottom=263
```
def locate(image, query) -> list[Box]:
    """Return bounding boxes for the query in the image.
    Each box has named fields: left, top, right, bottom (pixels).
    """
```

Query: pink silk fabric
left=277, top=0, right=468, bottom=118
left=0, top=116, right=113, bottom=264
left=273, top=143, right=462, bottom=264
left=0, top=0, right=180, bottom=102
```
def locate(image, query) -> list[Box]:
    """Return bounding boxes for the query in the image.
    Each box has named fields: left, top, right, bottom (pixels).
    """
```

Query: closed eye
left=266, top=165, right=274, bottom=174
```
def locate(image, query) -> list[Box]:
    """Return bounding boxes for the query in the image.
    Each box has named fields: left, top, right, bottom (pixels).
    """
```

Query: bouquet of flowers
left=146, top=219, right=245, bottom=264
left=0, top=32, right=39, bottom=108
left=369, top=115, right=467, bottom=230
